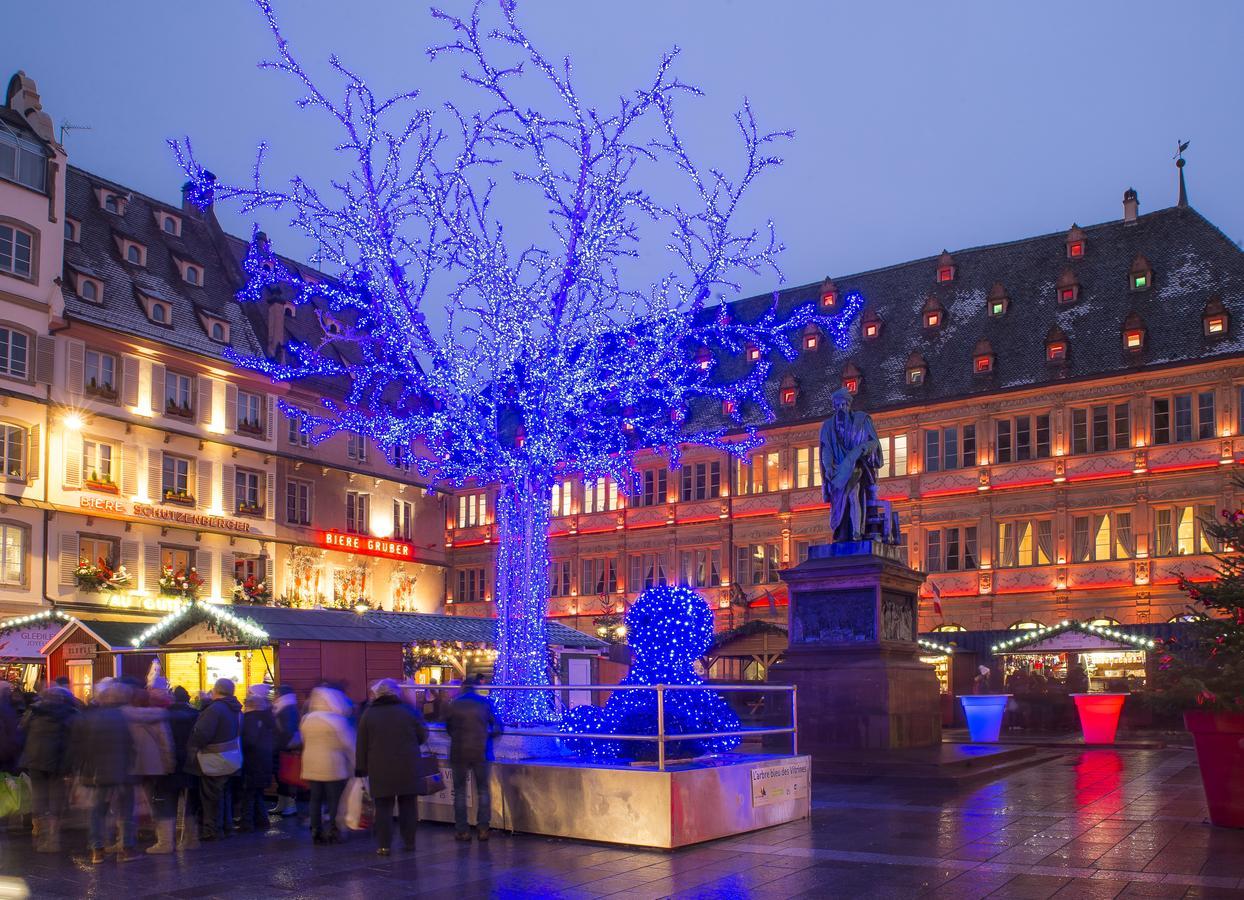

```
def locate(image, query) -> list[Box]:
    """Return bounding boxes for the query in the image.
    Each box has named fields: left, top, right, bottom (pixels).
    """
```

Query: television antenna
left=58, top=120, right=92, bottom=144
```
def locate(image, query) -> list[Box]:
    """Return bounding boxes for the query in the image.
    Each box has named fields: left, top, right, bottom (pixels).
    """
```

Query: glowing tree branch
left=172, top=0, right=860, bottom=723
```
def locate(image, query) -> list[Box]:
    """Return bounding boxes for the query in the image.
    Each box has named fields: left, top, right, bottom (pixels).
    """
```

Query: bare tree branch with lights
left=172, top=0, right=861, bottom=722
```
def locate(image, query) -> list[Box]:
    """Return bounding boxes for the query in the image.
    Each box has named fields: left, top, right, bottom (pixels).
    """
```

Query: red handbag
left=278, top=751, right=307, bottom=788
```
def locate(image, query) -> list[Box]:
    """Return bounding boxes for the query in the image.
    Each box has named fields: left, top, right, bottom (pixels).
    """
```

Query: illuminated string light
left=917, top=638, right=956, bottom=655
left=561, top=584, right=741, bottom=761
left=989, top=620, right=1157, bottom=654
left=169, top=0, right=858, bottom=723
left=133, top=601, right=269, bottom=648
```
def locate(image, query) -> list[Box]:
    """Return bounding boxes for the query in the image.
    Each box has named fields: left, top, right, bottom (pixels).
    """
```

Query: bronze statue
left=819, top=388, right=882, bottom=542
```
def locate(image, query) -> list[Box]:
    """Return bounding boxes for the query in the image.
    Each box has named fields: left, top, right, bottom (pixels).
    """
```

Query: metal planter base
left=417, top=753, right=811, bottom=849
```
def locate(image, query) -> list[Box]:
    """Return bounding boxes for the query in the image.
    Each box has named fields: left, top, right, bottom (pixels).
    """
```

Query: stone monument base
left=771, top=542, right=941, bottom=757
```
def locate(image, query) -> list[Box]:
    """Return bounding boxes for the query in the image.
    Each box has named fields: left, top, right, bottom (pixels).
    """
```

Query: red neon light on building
left=317, top=531, right=416, bottom=560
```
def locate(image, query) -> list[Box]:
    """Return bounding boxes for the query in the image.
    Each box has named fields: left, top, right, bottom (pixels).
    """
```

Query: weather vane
left=1175, top=139, right=1190, bottom=164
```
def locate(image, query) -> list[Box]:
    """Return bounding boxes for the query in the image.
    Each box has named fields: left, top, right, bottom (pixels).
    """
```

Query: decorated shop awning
left=990, top=620, right=1158, bottom=656
left=0, top=609, right=80, bottom=661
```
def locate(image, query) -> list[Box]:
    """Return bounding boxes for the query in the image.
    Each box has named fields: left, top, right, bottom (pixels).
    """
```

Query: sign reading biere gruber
left=316, top=530, right=416, bottom=561
left=750, top=759, right=809, bottom=808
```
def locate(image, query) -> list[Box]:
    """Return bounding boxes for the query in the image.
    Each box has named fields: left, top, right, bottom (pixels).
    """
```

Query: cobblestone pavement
left=2, top=749, right=1243, bottom=898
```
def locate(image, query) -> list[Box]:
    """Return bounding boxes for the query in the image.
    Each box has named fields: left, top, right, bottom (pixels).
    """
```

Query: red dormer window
left=863, top=321, right=879, bottom=339
left=974, top=355, right=992, bottom=373
left=936, top=266, right=954, bottom=283
left=1068, top=241, right=1084, bottom=259
left=972, top=339, right=994, bottom=375
left=722, top=399, right=736, bottom=415
left=1058, top=285, right=1078, bottom=304
left=803, top=332, right=820, bottom=352
left=924, top=310, right=941, bottom=328
left=780, top=387, right=796, bottom=406
left=1047, top=341, right=1066, bottom=361
left=1124, top=329, right=1144, bottom=350
left=1206, top=316, right=1226, bottom=335
left=843, top=377, right=859, bottom=394
left=745, top=344, right=760, bottom=362
left=819, top=277, right=838, bottom=311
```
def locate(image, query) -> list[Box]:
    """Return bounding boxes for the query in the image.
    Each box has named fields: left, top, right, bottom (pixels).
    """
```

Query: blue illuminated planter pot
left=959, top=694, right=1011, bottom=743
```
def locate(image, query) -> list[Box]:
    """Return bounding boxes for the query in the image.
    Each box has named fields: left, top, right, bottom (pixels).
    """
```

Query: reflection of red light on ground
left=1072, top=694, right=1127, bottom=744
left=960, top=695, right=1009, bottom=742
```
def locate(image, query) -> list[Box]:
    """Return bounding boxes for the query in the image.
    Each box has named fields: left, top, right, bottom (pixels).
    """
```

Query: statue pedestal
left=771, top=542, right=942, bottom=754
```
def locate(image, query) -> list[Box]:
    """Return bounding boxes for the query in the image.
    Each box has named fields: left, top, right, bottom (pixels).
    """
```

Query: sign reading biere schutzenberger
left=750, top=759, right=809, bottom=807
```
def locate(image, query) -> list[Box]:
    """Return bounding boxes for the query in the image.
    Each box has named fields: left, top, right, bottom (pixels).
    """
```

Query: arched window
left=126, top=244, right=141, bottom=264
left=1169, top=613, right=1201, bottom=623
left=80, top=279, right=97, bottom=302
left=211, top=322, right=225, bottom=341
left=1008, top=620, right=1043, bottom=631
left=104, top=195, right=118, bottom=214
left=1088, top=617, right=1119, bottom=627
left=151, top=304, right=167, bottom=324
left=163, top=217, right=177, bottom=234
left=932, top=624, right=966, bottom=632
left=186, top=267, right=199, bottom=285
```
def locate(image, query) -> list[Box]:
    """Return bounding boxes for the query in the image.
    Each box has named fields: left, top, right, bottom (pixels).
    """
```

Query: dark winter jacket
left=18, top=689, right=78, bottom=774
left=166, top=701, right=198, bottom=786
left=445, top=691, right=502, bottom=764
left=273, top=693, right=300, bottom=750
left=241, top=706, right=277, bottom=788
left=72, top=704, right=135, bottom=786
left=186, top=695, right=242, bottom=775
left=355, top=694, right=429, bottom=797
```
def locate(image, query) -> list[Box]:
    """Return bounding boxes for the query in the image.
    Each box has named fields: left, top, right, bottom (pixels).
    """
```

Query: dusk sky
left=5, top=1, right=1243, bottom=298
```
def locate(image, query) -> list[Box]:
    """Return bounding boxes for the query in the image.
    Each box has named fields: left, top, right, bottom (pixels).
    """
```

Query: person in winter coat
left=18, top=686, right=78, bottom=852
left=71, top=679, right=140, bottom=863
left=355, top=679, right=429, bottom=855
left=0, top=682, right=20, bottom=774
left=166, top=686, right=201, bottom=850
left=187, top=678, right=243, bottom=842
left=239, top=684, right=276, bottom=832
left=269, top=684, right=300, bottom=817
left=444, top=676, right=502, bottom=841
left=299, top=686, right=354, bottom=844
left=123, top=685, right=176, bottom=854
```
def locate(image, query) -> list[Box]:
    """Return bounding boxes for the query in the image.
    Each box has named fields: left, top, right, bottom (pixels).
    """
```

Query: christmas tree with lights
left=1152, top=487, right=1244, bottom=713
left=173, top=0, right=860, bottom=723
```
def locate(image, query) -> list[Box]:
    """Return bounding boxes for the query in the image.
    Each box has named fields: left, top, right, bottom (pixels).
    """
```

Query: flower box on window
left=232, top=575, right=272, bottom=605
left=236, top=419, right=264, bottom=437
left=158, top=565, right=203, bottom=600
left=162, top=489, right=195, bottom=506
left=236, top=501, right=265, bottom=517
left=165, top=400, right=194, bottom=420
left=85, top=473, right=119, bottom=494
left=74, top=559, right=132, bottom=593
left=85, top=380, right=118, bottom=402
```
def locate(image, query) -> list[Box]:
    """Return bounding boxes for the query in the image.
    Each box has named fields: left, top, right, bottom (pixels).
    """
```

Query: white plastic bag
left=340, top=776, right=372, bottom=831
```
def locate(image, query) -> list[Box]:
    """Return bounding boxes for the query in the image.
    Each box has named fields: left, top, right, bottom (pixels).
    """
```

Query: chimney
left=181, top=170, right=216, bottom=215
left=1122, top=188, right=1139, bottom=224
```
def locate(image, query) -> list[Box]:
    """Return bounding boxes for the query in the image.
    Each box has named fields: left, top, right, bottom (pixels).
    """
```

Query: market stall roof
left=43, top=618, right=156, bottom=655
left=707, top=621, right=787, bottom=657
left=366, top=610, right=607, bottom=650
left=990, top=620, right=1159, bottom=656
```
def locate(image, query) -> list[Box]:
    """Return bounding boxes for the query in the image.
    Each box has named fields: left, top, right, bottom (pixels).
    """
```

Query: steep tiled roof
left=693, top=204, right=1244, bottom=430
left=61, top=167, right=265, bottom=361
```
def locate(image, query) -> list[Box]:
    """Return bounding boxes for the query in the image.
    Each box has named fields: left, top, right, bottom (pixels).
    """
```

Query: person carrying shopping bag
left=186, top=678, right=242, bottom=842
left=299, top=685, right=354, bottom=845
left=355, top=679, right=428, bottom=856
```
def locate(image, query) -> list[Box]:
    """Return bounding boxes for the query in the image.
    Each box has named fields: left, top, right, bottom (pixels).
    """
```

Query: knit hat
left=248, top=683, right=271, bottom=700
left=372, top=678, right=400, bottom=698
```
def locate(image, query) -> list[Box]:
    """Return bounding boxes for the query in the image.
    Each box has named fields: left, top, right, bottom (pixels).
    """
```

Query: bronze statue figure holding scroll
left=819, top=388, right=883, bottom=543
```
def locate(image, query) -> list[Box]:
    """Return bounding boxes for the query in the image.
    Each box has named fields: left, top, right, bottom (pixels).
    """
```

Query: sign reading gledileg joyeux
left=0, top=625, right=61, bottom=661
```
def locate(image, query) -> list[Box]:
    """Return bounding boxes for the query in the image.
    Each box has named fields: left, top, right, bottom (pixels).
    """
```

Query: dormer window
left=96, top=188, right=127, bottom=215
left=76, top=274, right=102, bottom=303
left=1066, top=225, right=1086, bottom=259
left=1056, top=269, right=1079, bottom=304
left=987, top=283, right=1009, bottom=317
left=861, top=311, right=881, bottom=340
left=64, top=219, right=79, bottom=243
left=935, top=250, right=955, bottom=283
left=1046, top=326, right=1068, bottom=363
left=1130, top=254, right=1153, bottom=292
left=802, top=326, right=820, bottom=352
left=117, top=237, right=146, bottom=267
left=819, top=277, right=838, bottom=311
left=140, top=293, right=172, bottom=326
left=905, top=351, right=928, bottom=386
left=779, top=375, right=798, bottom=407
left=175, top=258, right=204, bottom=286
left=972, top=339, right=994, bottom=375
left=158, top=212, right=181, bottom=236
left=722, top=399, right=736, bottom=416
left=745, top=343, right=760, bottom=362
left=841, top=362, right=861, bottom=395
left=921, top=296, right=944, bottom=330
left=1123, top=312, right=1146, bottom=351
left=201, top=314, right=231, bottom=344
left=694, top=346, right=712, bottom=370
left=1203, top=296, right=1229, bottom=338
left=780, top=387, right=796, bottom=406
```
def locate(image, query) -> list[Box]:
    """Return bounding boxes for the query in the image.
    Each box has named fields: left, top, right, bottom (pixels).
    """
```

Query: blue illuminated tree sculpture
left=562, top=583, right=741, bottom=761
left=172, top=0, right=862, bottom=723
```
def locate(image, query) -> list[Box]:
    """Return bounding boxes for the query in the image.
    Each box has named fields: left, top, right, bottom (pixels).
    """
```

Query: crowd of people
left=0, top=672, right=502, bottom=860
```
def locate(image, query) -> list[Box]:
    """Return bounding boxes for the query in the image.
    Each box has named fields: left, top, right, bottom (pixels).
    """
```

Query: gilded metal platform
left=417, top=752, right=811, bottom=849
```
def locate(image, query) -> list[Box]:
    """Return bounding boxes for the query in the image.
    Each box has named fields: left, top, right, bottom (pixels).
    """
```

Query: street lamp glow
left=62, top=412, right=85, bottom=431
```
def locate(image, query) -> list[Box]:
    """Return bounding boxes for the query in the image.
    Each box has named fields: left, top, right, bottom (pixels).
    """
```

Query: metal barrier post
left=656, top=685, right=666, bottom=772
left=791, top=685, right=799, bottom=756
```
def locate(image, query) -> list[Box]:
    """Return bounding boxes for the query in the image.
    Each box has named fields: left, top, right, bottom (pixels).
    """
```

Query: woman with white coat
left=298, top=686, right=354, bottom=844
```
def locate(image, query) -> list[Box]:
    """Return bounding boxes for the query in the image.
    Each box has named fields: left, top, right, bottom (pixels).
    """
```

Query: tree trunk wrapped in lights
left=172, top=0, right=862, bottom=724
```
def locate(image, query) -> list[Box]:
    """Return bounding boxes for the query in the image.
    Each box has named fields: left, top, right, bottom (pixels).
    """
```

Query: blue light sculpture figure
left=170, top=0, right=861, bottom=723
left=562, top=584, right=741, bottom=761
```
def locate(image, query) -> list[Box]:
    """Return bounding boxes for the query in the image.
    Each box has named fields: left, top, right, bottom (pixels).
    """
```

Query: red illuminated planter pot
left=1185, top=711, right=1244, bottom=829
left=1070, top=693, right=1127, bottom=744
left=960, top=694, right=1011, bottom=743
